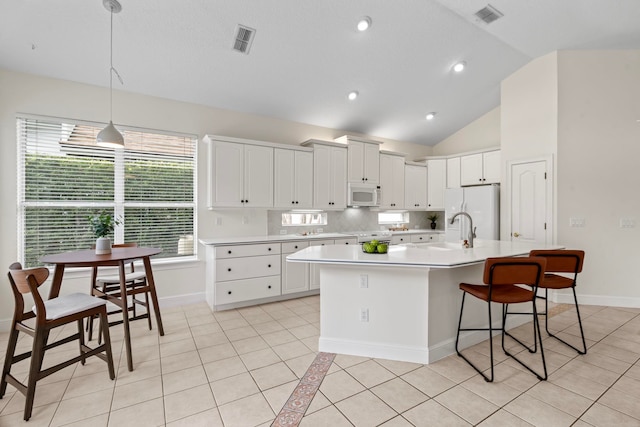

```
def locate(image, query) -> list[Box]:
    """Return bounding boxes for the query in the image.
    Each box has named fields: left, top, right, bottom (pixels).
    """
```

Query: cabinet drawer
left=215, top=276, right=281, bottom=305
left=216, top=254, right=281, bottom=281
left=282, top=241, right=310, bottom=254
left=410, top=234, right=436, bottom=243
left=309, top=239, right=335, bottom=247
left=334, top=237, right=358, bottom=245
left=391, top=235, right=410, bottom=244
left=215, top=243, right=281, bottom=259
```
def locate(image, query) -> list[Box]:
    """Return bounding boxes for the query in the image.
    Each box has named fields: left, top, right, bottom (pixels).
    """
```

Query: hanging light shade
left=97, top=0, right=124, bottom=148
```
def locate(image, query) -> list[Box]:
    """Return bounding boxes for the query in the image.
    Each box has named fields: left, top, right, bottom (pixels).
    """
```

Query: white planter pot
left=95, top=237, right=112, bottom=255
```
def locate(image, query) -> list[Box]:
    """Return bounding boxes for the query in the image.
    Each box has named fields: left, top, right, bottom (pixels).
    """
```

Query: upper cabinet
left=302, top=140, right=348, bottom=209
left=427, top=159, right=446, bottom=210
left=379, top=152, right=405, bottom=209
left=274, top=148, right=313, bottom=209
left=336, top=135, right=382, bottom=184
left=446, top=157, right=461, bottom=188
left=206, top=136, right=273, bottom=208
left=460, top=150, right=501, bottom=186
left=404, top=163, right=427, bottom=210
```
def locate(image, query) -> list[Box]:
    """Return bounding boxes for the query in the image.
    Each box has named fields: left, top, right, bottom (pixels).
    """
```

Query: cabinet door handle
left=268, top=285, right=272, bottom=289
left=268, top=247, right=272, bottom=251
left=268, top=264, right=271, bottom=268
left=345, top=242, right=349, bottom=245
left=294, top=245, right=298, bottom=249
left=228, top=291, right=232, bottom=295
left=227, top=268, right=231, bottom=272
left=419, top=237, right=423, bottom=240
left=228, top=250, right=232, bottom=254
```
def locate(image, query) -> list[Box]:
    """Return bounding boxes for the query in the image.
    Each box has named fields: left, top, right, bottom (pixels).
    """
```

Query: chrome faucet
left=449, top=212, right=477, bottom=248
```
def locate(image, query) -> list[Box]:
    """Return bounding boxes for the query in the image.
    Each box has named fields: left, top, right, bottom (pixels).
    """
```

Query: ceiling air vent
left=233, top=25, right=256, bottom=54
left=474, top=4, right=503, bottom=24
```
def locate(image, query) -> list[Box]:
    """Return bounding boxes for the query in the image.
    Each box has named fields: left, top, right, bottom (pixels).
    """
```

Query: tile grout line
left=271, top=352, right=335, bottom=427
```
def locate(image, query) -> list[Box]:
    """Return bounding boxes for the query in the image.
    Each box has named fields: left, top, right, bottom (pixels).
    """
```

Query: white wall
left=432, top=107, right=501, bottom=156
left=555, top=50, right=640, bottom=305
left=0, top=69, right=431, bottom=328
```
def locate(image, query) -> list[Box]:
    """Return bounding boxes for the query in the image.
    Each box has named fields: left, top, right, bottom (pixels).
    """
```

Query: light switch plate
left=570, top=217, right=585, bottom=227
left=620, top=218, right=636, bottom=228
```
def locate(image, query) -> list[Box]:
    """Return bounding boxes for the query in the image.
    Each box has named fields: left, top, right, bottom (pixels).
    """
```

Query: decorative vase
left=430, top=222, right=437, bottom=230
left=95, top=237, right=112, bottom=255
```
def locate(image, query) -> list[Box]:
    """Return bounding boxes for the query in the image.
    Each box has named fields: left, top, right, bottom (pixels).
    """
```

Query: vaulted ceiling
left=2, top=0, right=640, bottom=145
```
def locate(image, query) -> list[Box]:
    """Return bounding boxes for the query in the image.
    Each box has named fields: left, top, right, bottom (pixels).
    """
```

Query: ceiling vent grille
left=474, top=4, right=503, bottom=24
left=233, top=25, right=256, bottom=54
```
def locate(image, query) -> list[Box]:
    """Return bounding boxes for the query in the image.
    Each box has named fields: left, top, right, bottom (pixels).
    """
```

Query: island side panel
left=318, top=264, right=431, bottom=364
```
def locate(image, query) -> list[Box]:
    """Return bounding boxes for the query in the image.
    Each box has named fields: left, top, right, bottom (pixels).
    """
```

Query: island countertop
left=287, top=239, right=563, bottom=268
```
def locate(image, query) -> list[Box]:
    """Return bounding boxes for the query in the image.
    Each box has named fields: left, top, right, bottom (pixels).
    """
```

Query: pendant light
left=96, top=0, right=124, bottom=148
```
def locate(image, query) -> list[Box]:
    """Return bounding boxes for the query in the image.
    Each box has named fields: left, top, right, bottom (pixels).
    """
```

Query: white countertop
left=199, top=229, right=443, bottom=246
left=286, top=239, right=563, bottom=268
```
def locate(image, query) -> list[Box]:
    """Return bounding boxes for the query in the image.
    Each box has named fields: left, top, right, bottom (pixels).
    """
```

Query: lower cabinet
left=309, top=238, right=357, bottom=290
left=392, top=233, right=444, bottom=244
left=281, top=241, right=309, bottom=294
left=206, top=237, right=357, bottom=310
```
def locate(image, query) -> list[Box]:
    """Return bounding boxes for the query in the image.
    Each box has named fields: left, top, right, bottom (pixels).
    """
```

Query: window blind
left=17, top=116, right=197, bottom=267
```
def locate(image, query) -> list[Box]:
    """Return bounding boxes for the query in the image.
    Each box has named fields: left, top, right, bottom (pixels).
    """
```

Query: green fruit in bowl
left=363, top=242, right=376, bottom=253
left=370, top=239, right=379, bottom=246
left=376, top=243, right=388, bottom=254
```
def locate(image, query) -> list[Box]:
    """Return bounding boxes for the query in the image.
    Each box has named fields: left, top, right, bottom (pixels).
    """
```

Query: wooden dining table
left=40, top=247, right=164, bottom=371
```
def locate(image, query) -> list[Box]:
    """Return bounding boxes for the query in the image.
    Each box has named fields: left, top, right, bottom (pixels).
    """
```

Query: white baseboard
left=553, top=291, right=640, bottom=308
left=319, top=337, right=430, bottom=364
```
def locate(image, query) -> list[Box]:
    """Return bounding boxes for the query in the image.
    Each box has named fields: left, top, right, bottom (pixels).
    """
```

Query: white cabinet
left=211, top=243, right=281, bottom=308
left=281, top=241, right=309, bottom=294
left=308, top=143, right=347, bottom=209
left=207, top=139, right=273, bottom=208
left=460, top=150, right=501, bottom=186
left=379, top=153, right=405, bottom=209
left=309, top=237, right=357, bottom=289
left=404, top=164, right=427, bottom=210
left=274, top=148, right=313, bottom=209
left=446, top=157, right=461, bottom=188
left=409, top=233, right=440, bottom=243
left=427, top=159, right=446, bottom=210
left=391, top=234, right=410, bottom=244
left=347, top=140, right=381, bottom=184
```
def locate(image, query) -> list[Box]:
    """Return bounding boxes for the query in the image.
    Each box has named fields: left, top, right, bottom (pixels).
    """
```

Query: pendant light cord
left=109, top=6, right=114, bottom=122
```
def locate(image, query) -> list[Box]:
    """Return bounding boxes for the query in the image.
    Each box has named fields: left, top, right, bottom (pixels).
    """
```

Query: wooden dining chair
left=88, top=243, right=152, bottom=341
left=1, top=263, right=115, bottom=421
left=455, top=256, right=547, bottom=382
left=529, top=249, right=587, bottom=354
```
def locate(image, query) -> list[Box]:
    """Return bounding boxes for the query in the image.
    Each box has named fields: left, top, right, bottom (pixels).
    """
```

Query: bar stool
left=529, top=249, right=586, bottom=354
left=88, top=242, right=152, bottom=341
left=1, top=263, right=115, bottom=421
left=455, top=256, right=547, bottom=382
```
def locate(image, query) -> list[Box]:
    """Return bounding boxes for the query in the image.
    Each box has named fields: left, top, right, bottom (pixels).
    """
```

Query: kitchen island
left=287, top=239, right=562, bottom=364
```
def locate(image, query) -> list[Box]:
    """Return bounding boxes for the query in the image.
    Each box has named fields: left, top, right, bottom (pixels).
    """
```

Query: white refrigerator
left=445, top=185, right=500, bottom=242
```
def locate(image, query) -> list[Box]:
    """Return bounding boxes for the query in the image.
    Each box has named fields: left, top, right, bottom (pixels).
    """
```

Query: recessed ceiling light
left=453, top=62, right=466, bottom=73
left=425, top=112, right=436, bottom=121
left=348, top=91, right=359, bottom=101
left=357, top=17, right=371, bottom=32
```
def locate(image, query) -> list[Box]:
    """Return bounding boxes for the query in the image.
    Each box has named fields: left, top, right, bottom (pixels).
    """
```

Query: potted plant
left=89, top=212, right=122, bottom=254
left=427, top=213, right=439, bottom=230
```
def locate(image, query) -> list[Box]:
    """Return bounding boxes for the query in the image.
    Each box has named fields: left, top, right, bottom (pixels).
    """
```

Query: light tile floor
left=0, top=296, right=639, bottom=426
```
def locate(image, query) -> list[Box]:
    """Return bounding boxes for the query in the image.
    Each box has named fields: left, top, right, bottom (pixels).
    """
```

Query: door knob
left=513, top=232, right=520, bottom=237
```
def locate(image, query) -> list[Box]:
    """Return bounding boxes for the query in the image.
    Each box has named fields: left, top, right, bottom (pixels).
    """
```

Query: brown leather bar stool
left=455, top=256, right=547, bottom=382
left=529, top=249, right=587, bottom=354
left=1, top=263, right=115, bottom=421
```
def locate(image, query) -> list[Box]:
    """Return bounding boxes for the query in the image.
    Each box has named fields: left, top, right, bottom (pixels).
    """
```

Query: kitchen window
left=17, top=115, right=197, bottom=267
left=378, top=211, right=410, bottom=225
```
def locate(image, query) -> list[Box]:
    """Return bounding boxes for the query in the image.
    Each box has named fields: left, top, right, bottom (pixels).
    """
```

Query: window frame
left=16, top=113, right=198, bottom=267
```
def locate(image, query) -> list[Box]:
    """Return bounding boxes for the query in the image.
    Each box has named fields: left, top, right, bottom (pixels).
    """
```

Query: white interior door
left=510, top=160, right=550, bottom=244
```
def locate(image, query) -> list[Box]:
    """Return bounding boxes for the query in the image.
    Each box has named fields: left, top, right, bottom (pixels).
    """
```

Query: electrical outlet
left=360, top=274, right=368, bottom=288
left=242, top=216, right=248, bottom=224
left=215, top=217, right=222, bottom=226
left=280, top=229, right=287, bottom=235
left=316, top=228, right=323, bottom=233
left=360, top=308, right=369, bottom=322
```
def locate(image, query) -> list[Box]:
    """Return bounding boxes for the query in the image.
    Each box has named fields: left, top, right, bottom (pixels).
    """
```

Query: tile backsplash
left=267, top=208, right=444, bottom=235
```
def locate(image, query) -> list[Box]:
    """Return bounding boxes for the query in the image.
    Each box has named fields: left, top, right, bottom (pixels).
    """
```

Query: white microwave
left=348, top=183, right=381, bottom=207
